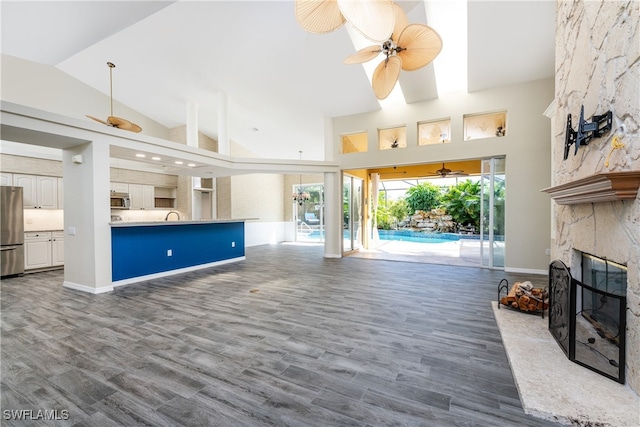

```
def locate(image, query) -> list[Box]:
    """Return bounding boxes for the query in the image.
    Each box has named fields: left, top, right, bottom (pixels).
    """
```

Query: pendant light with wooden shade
left=86, top=62, right=142, bottom=133
left=345, top=3, right=442, bottom=100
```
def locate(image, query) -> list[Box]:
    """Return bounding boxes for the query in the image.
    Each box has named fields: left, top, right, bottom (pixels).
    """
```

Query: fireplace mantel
left=542, top=171, right=640, bottom=205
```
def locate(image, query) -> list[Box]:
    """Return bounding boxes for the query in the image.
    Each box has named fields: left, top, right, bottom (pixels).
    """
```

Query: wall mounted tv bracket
left=564, top=106, right=613, bottom=160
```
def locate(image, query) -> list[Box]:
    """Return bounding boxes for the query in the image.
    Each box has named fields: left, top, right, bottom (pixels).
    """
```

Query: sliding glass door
left=294, top=184, right=324, bottom=242
left=480, top=157, right=506, bottom=268
left=343, top=174, right=363, bottom=252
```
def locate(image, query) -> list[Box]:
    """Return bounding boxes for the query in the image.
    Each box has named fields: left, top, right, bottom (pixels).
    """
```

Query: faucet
left=165, top=211, right=180, bottom=221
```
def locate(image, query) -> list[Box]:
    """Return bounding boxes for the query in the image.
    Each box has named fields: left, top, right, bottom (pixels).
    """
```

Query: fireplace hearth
left=549, top=257, right=627, bottom=384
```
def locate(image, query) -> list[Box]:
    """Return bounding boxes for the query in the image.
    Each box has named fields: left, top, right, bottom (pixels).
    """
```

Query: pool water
left=306, top=229, right=468, bottom=244
left=377, top=230, right=459, bottom=244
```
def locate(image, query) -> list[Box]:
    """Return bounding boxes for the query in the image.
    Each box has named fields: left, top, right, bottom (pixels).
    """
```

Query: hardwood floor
left=1, top=244, right=560, bottom=426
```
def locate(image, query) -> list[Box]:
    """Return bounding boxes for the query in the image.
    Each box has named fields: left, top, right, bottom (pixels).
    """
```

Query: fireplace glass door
left=576, top=254, right=627, bottom=383
left=573, top=281, right=626, bottom=383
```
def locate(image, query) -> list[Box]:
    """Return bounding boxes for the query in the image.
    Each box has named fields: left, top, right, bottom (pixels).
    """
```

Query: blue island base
left=111, top=221, right=245, bottom=286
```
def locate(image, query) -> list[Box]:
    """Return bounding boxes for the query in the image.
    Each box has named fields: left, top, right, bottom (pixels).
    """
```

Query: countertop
left=109, top=219, right=252, bottom=227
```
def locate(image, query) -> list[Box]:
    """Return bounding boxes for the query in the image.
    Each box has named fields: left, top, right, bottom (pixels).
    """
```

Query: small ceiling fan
left=86, top=62, right=142, bottom=133
left=344, top=2, right=442, bottom=100
left=429, top=163, right=467, bottom=178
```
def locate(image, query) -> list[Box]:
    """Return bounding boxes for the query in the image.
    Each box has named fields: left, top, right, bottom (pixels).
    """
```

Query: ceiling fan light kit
left=295, top=0, right=442, bottom=100
left=86, top=61, right=142, bottom=133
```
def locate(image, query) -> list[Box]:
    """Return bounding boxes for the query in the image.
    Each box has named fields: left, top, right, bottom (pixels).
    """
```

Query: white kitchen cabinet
left=24, top=231, right=64, bottom=270
left=1, top=172, right=13, bottom=186
left=13, top=174, right=37, bottom=208
left=128, top=184, right=141, bottom=208
left=36, top=176, right=58, bottom=209
left=142, top=185, right=154, bottom=209
left=24, top=232, right=53, bottom=270
left=51, top=231, right=64, bottom=266
left=13, top=174, right=59, bottom=209
left=110, top=182, right=129, bottom=193
left=129, top=184, right=154, bottom=209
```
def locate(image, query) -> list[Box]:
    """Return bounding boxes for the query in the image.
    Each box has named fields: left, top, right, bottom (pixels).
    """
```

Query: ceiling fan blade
left=344, top=45, right=382, bottom=64
left=397, top=24, right=443, bottom=71
left=295, top=0, right=345, bottom=34
left=338, top=0, right=394, bottom=43
left=86, top=115, right=109, bottom=126
left=372, top=55, right=401, bottom=100
left=108, top=116, right=142, bottom=133
left=391, top=2, right=408, bottom=43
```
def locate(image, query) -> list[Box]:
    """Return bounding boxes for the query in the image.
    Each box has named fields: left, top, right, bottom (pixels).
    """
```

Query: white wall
left=333, top=78, right=554, bottom=273
left=244, top=221, right=287, bottom=247
left=1, top=55, right=170, bottom=139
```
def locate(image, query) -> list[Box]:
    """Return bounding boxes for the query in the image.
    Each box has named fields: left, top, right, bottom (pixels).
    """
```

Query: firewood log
left=505, top=282, right=520, bottom=303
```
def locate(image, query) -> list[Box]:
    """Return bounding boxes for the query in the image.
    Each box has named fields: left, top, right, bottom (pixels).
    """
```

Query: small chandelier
left=293, top=150, right=310, bottom=206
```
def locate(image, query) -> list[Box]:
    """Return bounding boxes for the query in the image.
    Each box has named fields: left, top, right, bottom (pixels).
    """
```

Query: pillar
left=62, top=140, right=113, bottom=293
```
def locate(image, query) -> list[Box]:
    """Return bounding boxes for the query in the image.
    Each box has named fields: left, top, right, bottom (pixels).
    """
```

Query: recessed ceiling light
left=175, top=160, right=183, bottom=165
left=187, top=163, right=196, bottom=167
left=151, top=156, right=161, bottom=161
left=135, top=153, right=146, bottom=158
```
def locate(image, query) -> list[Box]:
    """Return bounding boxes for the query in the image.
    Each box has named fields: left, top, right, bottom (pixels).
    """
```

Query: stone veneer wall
left=168, top=126, right=220, bottom=218
left=552, top=1, right=639, bottom=394
left=0, top=153, right=178, bottom=188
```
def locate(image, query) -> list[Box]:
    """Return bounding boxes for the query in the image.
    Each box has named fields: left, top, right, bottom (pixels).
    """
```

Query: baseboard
left=63, top=281, right=114, bottom=294
left=323, top=253, right=342, bottom=259
left=504, top=267, right=547, bottom=275
left=112, top=256, right=246, bottom=288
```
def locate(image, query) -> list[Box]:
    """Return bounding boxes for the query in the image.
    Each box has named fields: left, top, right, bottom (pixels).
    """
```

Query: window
left=463, top=111, right=506, bottom=141
left=341, top=132, right=368, bottom=154
left=418, top=118, right=451, bottom=145
left=378, top=125, right=406, bottom=150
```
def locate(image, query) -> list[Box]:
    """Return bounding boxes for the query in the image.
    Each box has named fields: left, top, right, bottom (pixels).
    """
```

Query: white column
left=323, top=171, right=341, bottom=258
left=186, top=100, right=198, bottom=148
left=62, top=140, right=113, bottom=293
left=218, top=92, right=230, bottom=155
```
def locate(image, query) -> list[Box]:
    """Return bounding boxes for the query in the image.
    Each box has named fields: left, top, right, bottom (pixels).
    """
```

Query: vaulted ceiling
left=1, top=1, right=555, bottom=161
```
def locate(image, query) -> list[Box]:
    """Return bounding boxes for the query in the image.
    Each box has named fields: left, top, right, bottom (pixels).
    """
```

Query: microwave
left=110, top=192, right=131, bottom=209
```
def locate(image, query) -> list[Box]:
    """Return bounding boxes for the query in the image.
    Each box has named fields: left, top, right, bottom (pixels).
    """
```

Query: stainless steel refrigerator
left=1, top=186, right=25, bottom=277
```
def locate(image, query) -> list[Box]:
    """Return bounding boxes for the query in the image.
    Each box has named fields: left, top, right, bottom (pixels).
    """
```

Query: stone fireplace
left=546, top=1, right=639, bottom=397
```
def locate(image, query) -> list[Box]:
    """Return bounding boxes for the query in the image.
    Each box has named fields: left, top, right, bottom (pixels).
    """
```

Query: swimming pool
left=377, top=230, right=460, bottom=244
left=306, top=229, right=471, bottom=244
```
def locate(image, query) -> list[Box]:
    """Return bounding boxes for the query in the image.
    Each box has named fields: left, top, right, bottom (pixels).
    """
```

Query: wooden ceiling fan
left=295, top=1, right=442, bottom=100
left=344, top=2, right=442, bottom=100
left=86, top=62, right=142, bottom=133
left=429, top=163, right=468, bottom=178
left=295, top=0, right=395, bottom=43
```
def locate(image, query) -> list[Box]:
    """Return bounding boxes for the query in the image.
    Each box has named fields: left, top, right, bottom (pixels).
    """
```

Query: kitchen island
left=110, top=219, right=245, bottom=285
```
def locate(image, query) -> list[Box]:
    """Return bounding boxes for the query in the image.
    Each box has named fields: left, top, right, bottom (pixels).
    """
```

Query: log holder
left=498, top=278, right=547, bottom=319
